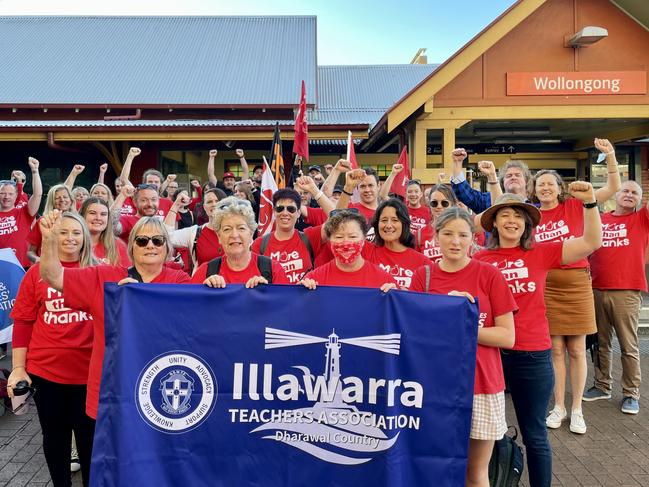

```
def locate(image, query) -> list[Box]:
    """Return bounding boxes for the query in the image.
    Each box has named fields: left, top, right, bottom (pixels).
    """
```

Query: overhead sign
left=507, top=71, right=646, bottom=96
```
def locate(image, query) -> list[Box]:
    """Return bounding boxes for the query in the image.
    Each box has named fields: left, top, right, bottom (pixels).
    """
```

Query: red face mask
left=331, top=241, right=364, bottom=265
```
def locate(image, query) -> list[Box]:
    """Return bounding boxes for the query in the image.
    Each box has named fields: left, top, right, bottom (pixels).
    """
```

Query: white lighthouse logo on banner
left=238, top=327, right=421, bottom=465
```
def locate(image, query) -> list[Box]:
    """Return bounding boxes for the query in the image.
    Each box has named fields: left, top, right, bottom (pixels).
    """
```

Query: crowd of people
left=0, top=140, right=644, bottom=487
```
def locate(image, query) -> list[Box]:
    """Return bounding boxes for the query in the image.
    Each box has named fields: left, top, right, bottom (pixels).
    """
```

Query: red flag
left=389, top=146, right=410, bottom=199
left=346, top=130, right=359, bottom=169
left=269, top=123, right=286, bottom=189
left=258, top=156, right=279, bottom=236
left=292, top=80, right=309, bottom=161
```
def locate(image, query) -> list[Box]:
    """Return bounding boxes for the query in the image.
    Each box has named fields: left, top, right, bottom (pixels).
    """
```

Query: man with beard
left=114, top=183, right=161, bottom=242
left=450, top=148, right=532, bottom=213
left=585, top=180, right=646, bottom=415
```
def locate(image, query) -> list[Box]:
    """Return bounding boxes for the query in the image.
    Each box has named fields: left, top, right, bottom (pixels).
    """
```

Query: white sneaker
left=546, top=406, right=567, bottom=429
left=570, top=410, right=587, bottom=434
left=70, top=447, right=81, bottom=473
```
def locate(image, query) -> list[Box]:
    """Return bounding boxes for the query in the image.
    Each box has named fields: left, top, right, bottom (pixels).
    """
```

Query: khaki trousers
left=593, top=289, right=642, bottom=400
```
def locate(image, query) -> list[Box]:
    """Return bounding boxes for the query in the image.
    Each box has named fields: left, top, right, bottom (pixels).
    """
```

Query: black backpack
left=0, top=368, right=12, bottom=416
left=205, top=255, right=274, bottom=283
left=489, top=426, right=524, bottom=487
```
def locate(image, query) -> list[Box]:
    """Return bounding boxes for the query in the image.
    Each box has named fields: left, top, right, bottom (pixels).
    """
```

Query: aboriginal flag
left=270, top=123, right=286, bottom=189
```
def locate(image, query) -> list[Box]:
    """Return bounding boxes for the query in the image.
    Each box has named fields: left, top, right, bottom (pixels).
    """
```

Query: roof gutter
left=104, top=108, right=142, bottom=121
left=47, top=132, right=85, bottom=152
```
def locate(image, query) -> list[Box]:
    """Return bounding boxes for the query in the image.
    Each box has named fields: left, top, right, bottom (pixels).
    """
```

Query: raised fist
left=122, top=184, right=135, bottom=198
left=437, top=172, right=447, bottom=184
left=335, top=159, right=352, bottom=173
left=478, top=160, right=496, bottom=178
left=175, top=191, right=191, bottom=206
left=72, top=164, right=85, bottom=175
left=594, top=138, right=614, bottom=155
left=295, top=175, right=317, bottom=192
left=190, top=179, right=201, bottom=188
left=166, top=174, right=177, bottom=183
left=209, top=149, right=218, bottom=157
left=39, top=210, right=62, bottom=240
left=28, top=157, right=39, bottom=171
left=451, top=148, right=468, bottom=164
left=99, top=163, right=108, bottom=173
left=568, top=181, right=596, bottom=202
left=129, top=147, right=141, bottom=157
left=391, top=163, right=404, bottom=175
left=345, top=168, right=366, bottom=185
left=235, top=149, right=245, bottom=159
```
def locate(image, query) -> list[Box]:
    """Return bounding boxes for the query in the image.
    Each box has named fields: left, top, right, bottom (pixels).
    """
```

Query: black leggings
left=31, top=374, right=95, bottom=487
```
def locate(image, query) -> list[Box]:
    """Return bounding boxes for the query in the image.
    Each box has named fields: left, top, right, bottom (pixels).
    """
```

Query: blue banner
left=0, top=249, right=25, bottom=344
left=92, top=284, right=478, bottom=487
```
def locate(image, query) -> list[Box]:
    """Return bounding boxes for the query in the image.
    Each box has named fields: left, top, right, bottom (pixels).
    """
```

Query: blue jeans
left=501, top=349, right=554, bottom=487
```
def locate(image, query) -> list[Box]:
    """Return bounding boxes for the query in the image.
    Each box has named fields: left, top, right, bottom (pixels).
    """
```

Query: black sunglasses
left=134, top=235, right=166, bottom=247
left=274, top=205, right=298, bottom=214
left=407, top=179, right=422, bottom=186
left=329, top=208, right=360, bottom=217
left=430, top=200, right=450, bottom=208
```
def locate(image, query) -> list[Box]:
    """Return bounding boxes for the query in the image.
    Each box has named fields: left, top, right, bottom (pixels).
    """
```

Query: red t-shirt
left=535, top=198, right=587, bottom=268
left=195, top=226, right=225, bottom=266
left=63, top=265, right=191, bottom=418
left=27, top=217, right=43, bottom=254
left=93, top=239, right=131, bottom=267
left=157, top=198, right=173, bottom=217
left=407, top=205, right=431, bottom=232
left=191, top=253, right=290, bottom=284
left=251, top=227, right=320, bottom=283
left=119, top=197, right=137, bottom=216
left=0, top=206, right=35, bottom=267
left=304, top=260, right=398, bottom=288
left=349, top=202, right=376, bottom=223
left=11, top=262, right=94, bottom=384
left=118, top=215, right=140, bottom=242
left=304, top=207, right=328, bottom=227
left=410, top=259, right=517, bottom=394
left=590, top=208, right=649, bottom=291
left=15, top=182, right=29, bottom=209
left=473, top=242, right=563, bottom=351
left=363, top=243, right=431, bottom=290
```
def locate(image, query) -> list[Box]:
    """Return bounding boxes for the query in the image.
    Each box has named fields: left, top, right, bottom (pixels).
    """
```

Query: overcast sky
left=0, top=0, right=516, bottom=64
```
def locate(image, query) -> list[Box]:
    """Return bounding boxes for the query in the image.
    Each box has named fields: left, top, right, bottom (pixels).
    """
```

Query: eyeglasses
left=329, top=208, right=360, bottom=217
left=407, top=179, right=422, bottom=186
left=430, top=200, right=450, bottom=208
left=133, top=235, right=167, bottom=247
left=274, top=205, right=298, bottom=214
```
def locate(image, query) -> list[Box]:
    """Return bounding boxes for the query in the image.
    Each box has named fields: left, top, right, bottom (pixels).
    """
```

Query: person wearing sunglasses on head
left=38, top=212, right=190, bottom=422
left=192, top=197, right=289, bottom=287
left=0, top=158, right=43, bottom=268
left=9, top=212, right=97, bottom=487
left=379, top=164, right=431, bottom=233
left=251, top=187, right=328, bottom=284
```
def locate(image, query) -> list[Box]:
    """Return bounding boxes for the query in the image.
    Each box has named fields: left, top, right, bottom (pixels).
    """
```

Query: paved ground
left=1, top=340, right=648, bottom=487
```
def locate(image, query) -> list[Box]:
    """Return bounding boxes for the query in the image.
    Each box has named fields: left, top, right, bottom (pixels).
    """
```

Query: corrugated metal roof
left=317, top=64, right=439, bottom=110
left=0, top=115, right=369, bottom=129
left=0, top=16, right=316, bottom=105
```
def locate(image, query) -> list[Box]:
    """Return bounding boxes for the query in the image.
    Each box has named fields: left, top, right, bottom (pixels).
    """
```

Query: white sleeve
left=167, top=225, right=196, bottom=249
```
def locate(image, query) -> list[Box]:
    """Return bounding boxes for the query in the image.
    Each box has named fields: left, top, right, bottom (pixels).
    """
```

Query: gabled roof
left=0, top=16, right=317, bottom=106
left=375, top=0, right=548, bottom=133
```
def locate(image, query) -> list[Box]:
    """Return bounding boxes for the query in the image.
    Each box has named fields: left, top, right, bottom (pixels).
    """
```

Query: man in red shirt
left=335, top=167, right=381, bottom=224
left=585, top=181, right=646, bottom=415
left=141, top=169, right=173, bottom=216
left=0, top=158, right=43, bottom=267
left=114, top=184, right=162, bottom=241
